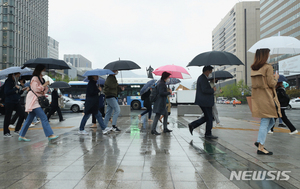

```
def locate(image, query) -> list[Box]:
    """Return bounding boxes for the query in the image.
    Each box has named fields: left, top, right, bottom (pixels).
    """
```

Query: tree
left=216, top=80, right=251, bottom=103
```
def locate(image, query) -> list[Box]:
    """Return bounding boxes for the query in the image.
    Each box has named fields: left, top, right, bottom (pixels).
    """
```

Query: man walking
left=188, top=66, right=218, bottom=139
left=47, top=88, right=65, bottom=122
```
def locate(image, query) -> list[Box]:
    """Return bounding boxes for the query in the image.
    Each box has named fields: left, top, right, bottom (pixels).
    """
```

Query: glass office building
left=0, top=0, right=48, bottom=69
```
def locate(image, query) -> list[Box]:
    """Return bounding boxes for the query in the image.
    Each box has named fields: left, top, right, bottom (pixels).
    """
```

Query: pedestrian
left=91, top=85, right=110, bottom=128
left=233, top=100, right=236, bottom=107
left=209, top=78, right=223, bottom=127
left=269, top=82, right=298, bottom=135
left=9, top=78, right=29, bottom=128
left=3, top=72, right=25, bottom=137
left=78, top=76, right=111, bottom=135
left=103, top=70, right=121, bottom=132
left=251, top=49, right=281, bottom=155
left=18, top=64, right=59, bottom=142
left=47, top=88, right=65, bottom=122
left=188, top=66, right=217, bottom=139
left=151, top=72, right=172, bottom=135
left=158, top=88, right=172, bottom=128
left=138, top=88, right=153, bottom=122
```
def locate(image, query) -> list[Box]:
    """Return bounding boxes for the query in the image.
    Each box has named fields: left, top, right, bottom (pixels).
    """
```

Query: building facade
left=63, top=54, right=92, bottom=68
left=260, top=0, right=300, bottom=88
left=0, top=0, right=48, bottom=69
left=212, top=1, right=260, bottom=87
left=47, top=36, right=58, bottom=59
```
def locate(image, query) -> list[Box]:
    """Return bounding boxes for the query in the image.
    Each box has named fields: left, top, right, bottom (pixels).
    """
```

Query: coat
left=50, top=89, right=59, bottom=107
left=153, top=80, right=170, bottom=114
left=142, top=90, right=151, bottom=110
left=195, top=74, right=214, bottom=107
left=103, top=75, right=118, bottom=98
left=4, top=77, right=23, bottom=104
left=84, top=80, right=100, bottom=115
left=25, top=76, right=48, bottom=112
left=251, top=64, right=281, bottom=118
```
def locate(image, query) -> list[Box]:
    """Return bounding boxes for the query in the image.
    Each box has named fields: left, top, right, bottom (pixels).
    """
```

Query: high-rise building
left=47, top=36, right=59, bottom=59
left=260, top=0, right=300, bottom=87
left=0, top=0, right=48, bottom=69
left=64, top=54, right=92, bottom=68
left=212, top=1, right=260, bottom=87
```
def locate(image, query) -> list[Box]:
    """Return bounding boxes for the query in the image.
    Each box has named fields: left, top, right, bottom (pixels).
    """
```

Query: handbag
left=30, top=76, right=49, bottom=108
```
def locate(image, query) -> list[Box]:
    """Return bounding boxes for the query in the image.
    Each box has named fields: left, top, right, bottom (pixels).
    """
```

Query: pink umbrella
left=153, top=65, right=191, bottom=79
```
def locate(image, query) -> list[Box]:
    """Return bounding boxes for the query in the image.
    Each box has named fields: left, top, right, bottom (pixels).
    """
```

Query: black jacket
left=51, top=89, right=59, bottom=107
left=276, top=87, right=290, bottom=108
left=142, top=90, right=151, bottom=109
left=153, top=80, right=170, bottom=114
left=84, top=80, right=100, bottom=114
left=4, top=77, right=23, bottom=104
left=195, top=74, right=214, bottom=107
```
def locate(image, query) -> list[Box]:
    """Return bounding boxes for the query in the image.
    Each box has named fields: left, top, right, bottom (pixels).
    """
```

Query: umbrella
left=49, top=81, right=71, bottom=88
left=83, top=77, right=105, bottom=85
left=248, top=36, right=300, bottom=55
left=208, top=71, right=233, bottom=80
left=157, top=78, right=181, bottom=85
left=22, top=58, right=70, bottom=69
left=83, top=68, right=114, bottom=76
left=153, top=65, right=191, bottom=79
left=104, top=60, right=141, bottom=71
left=187, top=51, right=244, bottom=67
left=140, top=79, right=156, bottom=95
left=20, top=71, right=33, bottom=80
left=278, top=75, right=287, bottom=82
left=0, top=67, right=32, bottom=77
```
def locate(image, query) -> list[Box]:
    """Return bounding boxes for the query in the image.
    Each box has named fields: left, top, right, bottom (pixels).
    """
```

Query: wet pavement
left=0, top=105, right=299, bottom=189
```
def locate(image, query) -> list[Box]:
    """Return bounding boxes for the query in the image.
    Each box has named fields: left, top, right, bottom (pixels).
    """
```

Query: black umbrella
left=208, top=71, right=233, bottom=80
left=22, top=58, right=70, bottom=70
left=187, top=51, right=244, bottom=67
left=49, top=81, right=70, bottom=88
left=104, top=60, right=141, bottom=71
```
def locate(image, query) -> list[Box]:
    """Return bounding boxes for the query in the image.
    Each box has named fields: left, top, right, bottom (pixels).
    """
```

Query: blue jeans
left=140, top=106, right=152, bottom=119
left=279, top=118, right=283, bottom=124
left=80, top=110, right=105, bottom=131
left=257, top=118, right=275, bottom=145
left=19, top=107, right=54, bottom=137
left=32, top=117, right=38, bottom=123
left=104, top=98, right=120, bottom=126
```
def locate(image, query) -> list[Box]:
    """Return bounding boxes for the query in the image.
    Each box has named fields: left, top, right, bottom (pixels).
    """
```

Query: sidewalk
left=0, top=110, right=299, bottom=189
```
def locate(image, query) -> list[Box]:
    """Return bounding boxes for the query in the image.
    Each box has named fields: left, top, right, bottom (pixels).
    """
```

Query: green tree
left=216, top=80, right=251, bottom=103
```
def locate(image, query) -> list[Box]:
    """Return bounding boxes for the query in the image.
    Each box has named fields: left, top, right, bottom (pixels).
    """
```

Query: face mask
left=114, top=71, right=119, bottom=75
left=13, top=75, right=19, bottom=83
left=166, top=78, right=170, bottom=83
left=42, top=71, right=47, bottom=76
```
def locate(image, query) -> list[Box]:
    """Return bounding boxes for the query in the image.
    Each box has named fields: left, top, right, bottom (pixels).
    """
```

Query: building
left=260, top=0, right=300, bottom=88
left=64, top=54, right=92, bottom=68
left=64, top=62, right=77, bottom=79
left=212, top=1, right=260, bottom=87
left=47, top=36, right=59, bottom=59
left=0, top=0, right=48, bottom=69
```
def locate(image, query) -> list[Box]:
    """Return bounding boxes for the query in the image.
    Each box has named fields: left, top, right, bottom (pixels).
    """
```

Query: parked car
left=62, top=96, right=85, bottom=113
left=289, top=98, right=300, bottom=109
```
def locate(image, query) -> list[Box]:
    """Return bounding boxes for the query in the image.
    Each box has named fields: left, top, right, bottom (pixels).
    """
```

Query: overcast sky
left=48, top=0, right=259, bottom=88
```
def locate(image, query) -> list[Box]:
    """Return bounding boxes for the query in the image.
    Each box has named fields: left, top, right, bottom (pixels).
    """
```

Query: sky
left=48, top=0, right=259, bottom=88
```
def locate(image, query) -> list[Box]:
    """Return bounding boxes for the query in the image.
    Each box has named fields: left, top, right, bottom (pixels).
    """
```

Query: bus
left=61, top=78, right=152, bottom=110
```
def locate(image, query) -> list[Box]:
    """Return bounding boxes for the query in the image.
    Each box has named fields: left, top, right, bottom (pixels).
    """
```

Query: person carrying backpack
left=151, top=72, right=172, bottom=135
left=269, top=81, right=298, bottom=135
left=138, top=88, right=153, bottom=121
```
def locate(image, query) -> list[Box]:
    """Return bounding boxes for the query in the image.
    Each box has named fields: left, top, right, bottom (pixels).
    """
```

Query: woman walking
left=138, top=89, right=153, bottom=121
left=251, top=49, right=281, bottom=155
left=151, top=72, right=172, bottom=135
left=19, top=64, right=59, bottom=142
left=78, top=76, right=111, bottom=135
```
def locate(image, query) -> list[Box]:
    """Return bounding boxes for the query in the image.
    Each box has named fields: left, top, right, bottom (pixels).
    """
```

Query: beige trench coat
left=251, top=64, right=281, bottom=118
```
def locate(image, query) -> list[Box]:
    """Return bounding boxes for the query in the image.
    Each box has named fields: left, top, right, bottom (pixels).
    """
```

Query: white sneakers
left=103, top=127, right=112, bottom=135
left=216, top=123, right=223, bottom=127
left=9, top=125, right=15, bottom=129
left=290, top=130, right=298, bottom=135
left=78, top=130, right=89, bottom=135
left=268, top=130, right=273, bottom=134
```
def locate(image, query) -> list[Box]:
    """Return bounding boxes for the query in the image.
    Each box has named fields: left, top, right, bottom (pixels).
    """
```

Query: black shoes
left=60, top=119, right=66, bottom=122
left=204, top=135, right=218, bottom=139
left=163, top=129, right=172, bottom=133
left=151, top=130, right=161, bottom=135
left=278, top=123, right=286, bottom=127
left=257, top=150, right=273, bottom=155
left=254, top=142, right=268, bottom=150
left=188, top=123, right=193, bottom=135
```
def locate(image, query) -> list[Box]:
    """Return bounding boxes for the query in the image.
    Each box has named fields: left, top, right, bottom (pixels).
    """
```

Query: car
left=289, top=98, right=300, bottom=109
left=62, top=96, right=85, bottom=113
left=230, top=99, right=242, bottom=104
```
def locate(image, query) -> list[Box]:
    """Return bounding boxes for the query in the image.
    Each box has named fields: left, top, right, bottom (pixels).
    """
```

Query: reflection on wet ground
left=0, top=108, right=299, bottom=188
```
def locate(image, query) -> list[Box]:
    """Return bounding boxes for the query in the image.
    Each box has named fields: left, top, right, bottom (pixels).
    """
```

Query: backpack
left=149, top=85, right=158, bottom=102
left=276, top=87, right=290, bottom=107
